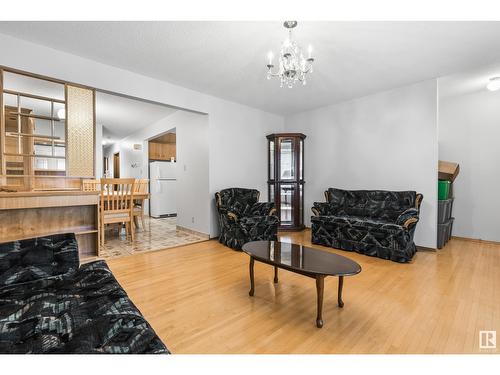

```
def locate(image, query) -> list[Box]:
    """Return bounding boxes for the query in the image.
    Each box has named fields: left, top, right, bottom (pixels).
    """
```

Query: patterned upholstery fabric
left=0, top=234, right=169, bottom=354
left=311, top=188, right=423, bottom=263
left=395, top=208, right=420, bottom=227
left=0, top=233, right=79, bottom=288
left=215, top=188, right=279, bottom=250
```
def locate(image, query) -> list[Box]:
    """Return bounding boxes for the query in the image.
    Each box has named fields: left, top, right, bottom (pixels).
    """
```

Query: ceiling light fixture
left=266, top=21, right=315, bottom=88
left=487, top=77, right=500, bottom=91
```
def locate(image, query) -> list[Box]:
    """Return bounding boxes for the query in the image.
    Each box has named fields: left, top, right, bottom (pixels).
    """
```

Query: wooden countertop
left=0, top=190, right=99, bottom=198
left=0, top=190, right=99, bottom=210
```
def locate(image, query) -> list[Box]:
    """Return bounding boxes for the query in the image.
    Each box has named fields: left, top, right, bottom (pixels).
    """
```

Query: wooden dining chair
left=133, top=178, right=149, bottom=230
left=99, top=178, right=135, bottom=246
left=82, top=179, right=100, bottom=192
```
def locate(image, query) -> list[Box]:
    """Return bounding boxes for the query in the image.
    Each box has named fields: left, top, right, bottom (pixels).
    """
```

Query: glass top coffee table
left=242, top=240, right=362, bottom=328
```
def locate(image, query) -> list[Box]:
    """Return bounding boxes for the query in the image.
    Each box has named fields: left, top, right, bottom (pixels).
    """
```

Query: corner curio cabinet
left=267, top=133, right=306, bottom=231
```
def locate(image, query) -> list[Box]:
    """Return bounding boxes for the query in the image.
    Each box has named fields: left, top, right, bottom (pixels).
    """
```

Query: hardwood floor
left=107, top=230, right=500, bottom=354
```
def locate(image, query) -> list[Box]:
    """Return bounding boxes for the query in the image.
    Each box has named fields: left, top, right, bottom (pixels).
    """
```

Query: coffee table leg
left=338, top=276, right=344, bottom=308
left=249, top=257, right=255, bottom=296
left=315, top=275, right=325, bottom=328
left=274, top=266, right=279, bottom=283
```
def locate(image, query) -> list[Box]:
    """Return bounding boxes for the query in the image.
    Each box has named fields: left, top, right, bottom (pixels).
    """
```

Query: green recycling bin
left=438, top=180, right=450, bottom=200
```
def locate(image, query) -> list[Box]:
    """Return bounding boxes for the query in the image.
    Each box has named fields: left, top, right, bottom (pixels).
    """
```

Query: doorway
left=96, top=91, right=209, bottom=260
left=113, top=152, right=120, bottom=178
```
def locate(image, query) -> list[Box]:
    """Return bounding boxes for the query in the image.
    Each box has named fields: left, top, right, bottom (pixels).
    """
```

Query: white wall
left=285, top=80, right=439, bottom=248
left=0, top=33, right=284, bottom=237
left=206, top=98, right=283, bottom=235
left=439, top=88, right=500, bottom=242
left=176, top=113, right=209, bottom=234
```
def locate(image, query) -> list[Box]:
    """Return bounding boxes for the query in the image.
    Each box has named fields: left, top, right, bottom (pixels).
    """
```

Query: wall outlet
left=184, top=164, right=187, bottom=172
left=191, top=217, right=195, bottom=223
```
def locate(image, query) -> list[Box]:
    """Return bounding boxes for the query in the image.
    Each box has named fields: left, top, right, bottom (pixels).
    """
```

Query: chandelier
left=266, top=21, right=315, bottom=88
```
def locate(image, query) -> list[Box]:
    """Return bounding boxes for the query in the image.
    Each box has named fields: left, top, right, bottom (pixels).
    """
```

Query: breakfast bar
left=0, top=190, right=100, bottom=258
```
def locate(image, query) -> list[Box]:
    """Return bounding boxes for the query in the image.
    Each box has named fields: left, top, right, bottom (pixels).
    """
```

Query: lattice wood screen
left=66, top=85, right=95, bottom=177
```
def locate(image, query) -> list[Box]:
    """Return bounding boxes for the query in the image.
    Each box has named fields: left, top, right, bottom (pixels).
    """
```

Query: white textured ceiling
left=2, top=21, right=500, bottom=115
left=96, top=92, right=177, bottom=142
left=439, top=62, right=500, bottom=99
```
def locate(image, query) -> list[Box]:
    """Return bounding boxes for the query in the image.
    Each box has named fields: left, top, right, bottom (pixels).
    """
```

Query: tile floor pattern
left=98, top=217, right=208, bottom=259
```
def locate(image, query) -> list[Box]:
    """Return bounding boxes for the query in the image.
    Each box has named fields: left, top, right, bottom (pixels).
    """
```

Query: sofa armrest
left=311, top=202, right=337, bottom=216
left=248, top=202, right=277, bottom=217
left=227, top=211, right=239, bottom=222
left=395, top=208, right=420, bottom=228
left=217, top=207, right=239, bottom=223
left=0, top=233, right=79, bottom=288
left=415, top=193, right=424, bottom=209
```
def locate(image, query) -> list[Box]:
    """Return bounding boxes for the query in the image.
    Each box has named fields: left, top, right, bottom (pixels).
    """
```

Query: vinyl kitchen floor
left=97, top=217, right=208, bottom=260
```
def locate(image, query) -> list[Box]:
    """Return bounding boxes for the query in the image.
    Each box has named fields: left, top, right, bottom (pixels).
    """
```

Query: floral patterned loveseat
left=311, top=188, right=423, bottom=263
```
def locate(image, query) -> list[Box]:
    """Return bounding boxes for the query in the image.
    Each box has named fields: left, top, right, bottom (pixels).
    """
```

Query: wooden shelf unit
left=2, top=88, right=65, bottom=104
left=2, top=102, right=65, bottom=189
left=0, top=191, right=100, bottom=257
left=6, top=132, right=62, bottom=140
left=11, top=111, right=62, bottom=122
left=0, top=66, right=98, bottom=255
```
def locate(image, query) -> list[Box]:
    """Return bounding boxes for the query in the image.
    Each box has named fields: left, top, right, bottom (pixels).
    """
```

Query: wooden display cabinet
left=267, top=133, right=306, bottom=231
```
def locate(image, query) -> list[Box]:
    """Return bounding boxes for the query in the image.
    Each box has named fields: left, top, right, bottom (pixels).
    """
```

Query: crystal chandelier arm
left=299, top=57, right=315, bottom=74
left=266, top=64, right=281, bottom=77
left=299, top=65, right=312, bottom=74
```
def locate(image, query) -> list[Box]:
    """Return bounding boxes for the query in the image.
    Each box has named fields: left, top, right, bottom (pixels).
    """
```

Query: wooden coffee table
left=242, top=240, right=362, bottom=328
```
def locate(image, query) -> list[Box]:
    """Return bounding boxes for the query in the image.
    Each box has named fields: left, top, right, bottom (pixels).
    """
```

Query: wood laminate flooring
left=107, top=230, right=500, bottom=354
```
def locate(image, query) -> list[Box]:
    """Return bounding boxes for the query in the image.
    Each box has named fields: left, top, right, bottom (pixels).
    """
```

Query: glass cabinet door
left=268, top=182, right=275, bottom=205
left=267, top=133, right=305, bottom=231
left=279, top=183, right=295, bottom=226
left=299, top=138, right=304, bottom=181
left=269, top=139, right=275, bottom=181
left=279, top=138, right=295, bottom=180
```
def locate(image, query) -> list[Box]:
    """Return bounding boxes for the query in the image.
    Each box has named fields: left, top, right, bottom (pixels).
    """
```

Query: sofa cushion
left=325, top=188, right=417, bottom=221
left=0, top=234, right=79, bottom=289
left=312, top=215, right=404, bottom=233
left=0, top=260, right=168, bottom=354
left=311, top=215, right=415, bottom=262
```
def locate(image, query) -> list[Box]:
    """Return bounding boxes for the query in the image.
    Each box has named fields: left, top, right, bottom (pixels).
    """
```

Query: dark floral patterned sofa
left=0, top=233, right=169, bottom=354
left=311, top=188, right=423, bottom=263
left=215, top=188, right=279, bottom=250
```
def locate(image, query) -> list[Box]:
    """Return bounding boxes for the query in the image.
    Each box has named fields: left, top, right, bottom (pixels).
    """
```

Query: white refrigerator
left=149, top=161, right=177, bottom=218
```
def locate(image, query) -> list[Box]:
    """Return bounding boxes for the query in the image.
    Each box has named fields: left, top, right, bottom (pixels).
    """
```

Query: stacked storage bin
left=437, top=161, right=459, bottom=249
left=437, top=183, right=454, bottom=249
